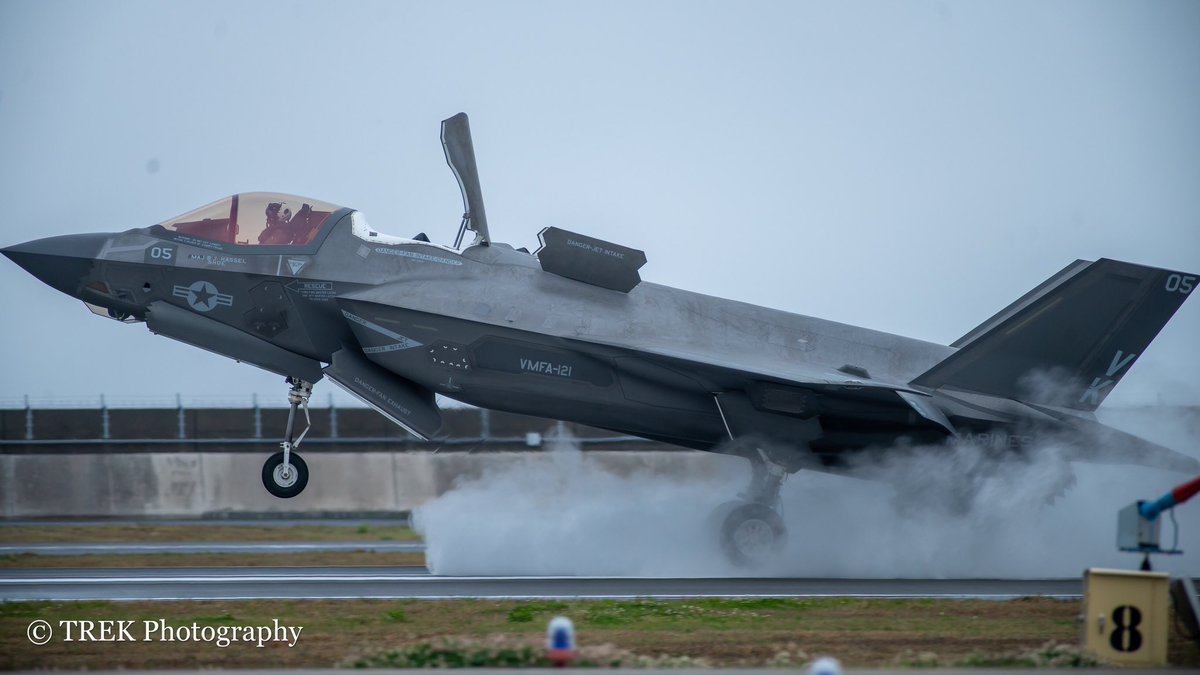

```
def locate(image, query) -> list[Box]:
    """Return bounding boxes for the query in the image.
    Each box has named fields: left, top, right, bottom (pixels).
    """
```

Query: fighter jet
left=5, top=114, right=1198, bottom=565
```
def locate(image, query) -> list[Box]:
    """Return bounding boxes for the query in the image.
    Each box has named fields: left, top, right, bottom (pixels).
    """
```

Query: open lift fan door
left=536, top=226, right=646, bottom=293
left=323, top=348, right=444, bottom=440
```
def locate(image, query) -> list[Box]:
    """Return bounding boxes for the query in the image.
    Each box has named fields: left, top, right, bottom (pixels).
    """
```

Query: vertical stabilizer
left=912, top=259, right=1196, bottom=411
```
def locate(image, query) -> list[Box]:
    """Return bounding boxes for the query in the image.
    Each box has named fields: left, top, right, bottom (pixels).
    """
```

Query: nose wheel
left=262, top=450, right=309, bottom=498
left=261, top=377, right=313, bottom=499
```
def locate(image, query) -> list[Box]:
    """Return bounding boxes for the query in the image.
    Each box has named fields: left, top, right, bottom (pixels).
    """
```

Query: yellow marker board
left=1081, top=568, right=1170, bottom=666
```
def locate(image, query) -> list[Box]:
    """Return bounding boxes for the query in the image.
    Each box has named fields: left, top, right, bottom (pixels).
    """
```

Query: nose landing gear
left=262, top=378, right=312, bottom=498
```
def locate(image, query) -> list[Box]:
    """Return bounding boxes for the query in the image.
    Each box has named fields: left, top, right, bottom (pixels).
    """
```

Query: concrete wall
left=0, top=450, right=732, bottom=519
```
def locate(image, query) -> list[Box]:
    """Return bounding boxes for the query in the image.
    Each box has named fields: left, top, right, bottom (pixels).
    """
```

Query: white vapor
left=414, top=410, right=1199, bottom=578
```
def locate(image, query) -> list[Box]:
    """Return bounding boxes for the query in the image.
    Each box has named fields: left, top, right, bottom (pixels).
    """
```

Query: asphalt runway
left=56, top=670, right=1163, bottom=675
left=0, top=518, right=409, bottom=528
left=0, top=542, right=425, bottom=556
left=0, top=566, right=1082, bottom=601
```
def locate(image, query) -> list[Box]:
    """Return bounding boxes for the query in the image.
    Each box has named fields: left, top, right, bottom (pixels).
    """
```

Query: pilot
left=258, top=202, right=296, bottom=245
left=271, top=202, right=295, bottom=228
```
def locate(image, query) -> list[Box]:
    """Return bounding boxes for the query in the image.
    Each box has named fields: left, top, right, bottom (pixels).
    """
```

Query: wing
left=562, top=335, right=957, bottom=438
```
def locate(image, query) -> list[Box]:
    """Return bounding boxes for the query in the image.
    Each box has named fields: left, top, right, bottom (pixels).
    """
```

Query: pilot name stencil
left=188, top=253, right=247, bottom=267
left=173, top=281, right=233, bottom=312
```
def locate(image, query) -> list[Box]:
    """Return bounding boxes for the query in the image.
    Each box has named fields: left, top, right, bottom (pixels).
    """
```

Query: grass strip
left=3, top=597, right=1197, bottom=669
left=0, top=524, right=419, bottom=544
left=0, top=552, right=426, bottom=568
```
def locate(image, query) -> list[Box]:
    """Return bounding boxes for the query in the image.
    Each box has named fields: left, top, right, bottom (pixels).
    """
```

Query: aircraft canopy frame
left=157, top=193, right=344, bottom=248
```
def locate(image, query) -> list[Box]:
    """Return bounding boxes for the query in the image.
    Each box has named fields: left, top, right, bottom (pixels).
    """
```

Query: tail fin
left=912, top=259, right=1196, bottom=411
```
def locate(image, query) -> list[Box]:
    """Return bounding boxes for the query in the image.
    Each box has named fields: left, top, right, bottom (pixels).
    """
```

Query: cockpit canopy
left=159, top=193, right=343, bottom=247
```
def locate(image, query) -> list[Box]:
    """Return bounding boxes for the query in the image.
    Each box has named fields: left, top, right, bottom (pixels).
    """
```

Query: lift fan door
left=323, top=348, right=445, bottom=440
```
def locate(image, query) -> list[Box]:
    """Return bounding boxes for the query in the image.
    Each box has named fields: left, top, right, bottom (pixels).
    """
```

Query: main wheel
left=262, top=451, right=309, bottom=498
left=719, top=501, right=786, bottom=568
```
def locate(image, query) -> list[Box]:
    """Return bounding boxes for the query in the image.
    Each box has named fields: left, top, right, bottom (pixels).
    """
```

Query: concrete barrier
left=0, top=450, right=735, bottom=519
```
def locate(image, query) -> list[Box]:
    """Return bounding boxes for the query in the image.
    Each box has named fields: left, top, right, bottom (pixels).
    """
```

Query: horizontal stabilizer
left=1057, top=412, right=1200, bottom=473
left=536, top=226, right=646, bottom=292
left=323, top=348, right=444, bottom=440
left=913, top=259, right=1197, bottom=411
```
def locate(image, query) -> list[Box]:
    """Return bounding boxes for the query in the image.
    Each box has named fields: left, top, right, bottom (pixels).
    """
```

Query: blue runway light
left=545, top=615, right=577, bottom=666
left=809, top=655, right=844, bottom=675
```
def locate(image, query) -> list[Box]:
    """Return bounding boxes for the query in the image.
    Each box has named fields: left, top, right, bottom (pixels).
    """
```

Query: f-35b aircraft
left=5, top=114, right=1198, bottom=565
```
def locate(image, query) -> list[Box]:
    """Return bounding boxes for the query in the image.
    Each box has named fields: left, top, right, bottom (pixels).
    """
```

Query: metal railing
left=0, top=397, right=652, bottom=451
left=0, top=393, right=369, bottom=410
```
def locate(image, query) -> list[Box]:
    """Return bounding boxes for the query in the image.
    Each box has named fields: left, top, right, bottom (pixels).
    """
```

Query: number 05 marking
left=1165, top=274, right=1196, bottom=294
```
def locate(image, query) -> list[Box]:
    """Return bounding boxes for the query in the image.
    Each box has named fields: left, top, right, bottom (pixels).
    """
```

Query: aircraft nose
left=2, top=233, right=109, bottom=297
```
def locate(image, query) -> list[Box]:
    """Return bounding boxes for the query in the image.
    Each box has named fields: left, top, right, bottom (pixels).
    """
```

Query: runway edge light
left=546, top=615, right=577, bottom=667
left=808, top=655, right=844, bottom=675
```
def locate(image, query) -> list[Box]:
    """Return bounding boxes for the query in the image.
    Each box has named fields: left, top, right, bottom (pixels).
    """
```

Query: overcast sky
left=0, top=0, right=1197, bottom=408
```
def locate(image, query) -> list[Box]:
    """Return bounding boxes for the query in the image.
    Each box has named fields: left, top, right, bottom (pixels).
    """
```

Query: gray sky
left=1, top=0, right=1197, bottom=407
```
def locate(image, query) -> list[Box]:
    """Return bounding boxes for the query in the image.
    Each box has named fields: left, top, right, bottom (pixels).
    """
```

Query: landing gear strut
left=262, top=377, right=312, bottom=498
left=716, top=448, right=792, bottom=567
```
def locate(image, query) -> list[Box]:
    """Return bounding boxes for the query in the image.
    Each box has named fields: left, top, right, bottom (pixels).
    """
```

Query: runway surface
left=0, top=566, right=1082, bottom=601
left=0, top=518, right=409, bottom=528
left=0, top=542, right=425, bottom=556
left=52, top=670, right=1163, bottom=675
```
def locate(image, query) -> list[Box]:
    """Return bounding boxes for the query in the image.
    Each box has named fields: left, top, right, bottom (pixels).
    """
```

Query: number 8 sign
left=1109, top=605, right=1143, bottom=652
left=1082, top=569, right=1168, bottom=666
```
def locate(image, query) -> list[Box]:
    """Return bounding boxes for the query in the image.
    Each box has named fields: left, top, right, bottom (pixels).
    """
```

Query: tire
left=719, top=501, right=786, bottom=568
left=262, top=451, right=309, bottom=498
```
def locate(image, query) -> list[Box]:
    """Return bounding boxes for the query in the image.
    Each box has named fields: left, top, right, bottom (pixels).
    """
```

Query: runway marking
left=1, top=575, right=1083, bottom=583
left=0, top=590, right=1089, bottom=595
left=0, top=573, right=1088, bottom=602
left=0, top=543, right=425, bottom=554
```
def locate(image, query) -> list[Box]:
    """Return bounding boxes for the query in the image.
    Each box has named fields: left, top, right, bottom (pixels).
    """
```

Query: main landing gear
left=714, top=448, right=793, bottom=567
left=262, top=377, right=312, bottom=498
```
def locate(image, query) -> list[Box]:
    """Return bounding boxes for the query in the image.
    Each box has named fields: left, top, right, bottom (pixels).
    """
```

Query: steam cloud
left=414, top=409, right=1199, bottom=578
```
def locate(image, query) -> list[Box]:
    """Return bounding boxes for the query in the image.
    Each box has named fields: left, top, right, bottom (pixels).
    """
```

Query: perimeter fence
left=0, top=394, right=661, bottom=453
